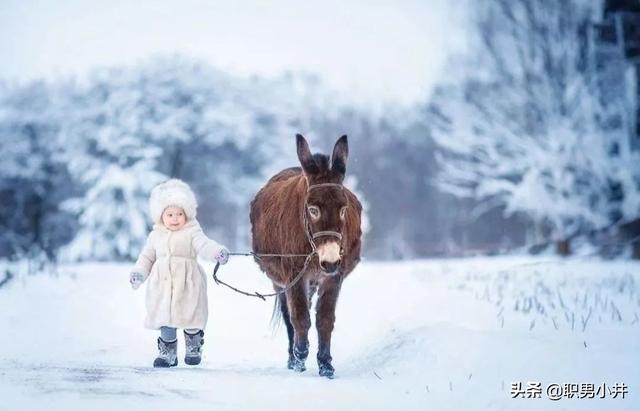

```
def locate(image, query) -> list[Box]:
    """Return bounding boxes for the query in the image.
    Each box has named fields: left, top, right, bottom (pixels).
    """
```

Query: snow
left=1, top=256, right=639, bottom=410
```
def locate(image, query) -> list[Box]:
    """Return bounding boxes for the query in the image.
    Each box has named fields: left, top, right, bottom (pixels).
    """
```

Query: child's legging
left=160, top=326, right=202, bottom=341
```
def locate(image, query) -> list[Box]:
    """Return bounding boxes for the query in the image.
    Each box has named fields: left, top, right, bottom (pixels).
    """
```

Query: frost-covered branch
left=430, top=0, right=640, bottom=243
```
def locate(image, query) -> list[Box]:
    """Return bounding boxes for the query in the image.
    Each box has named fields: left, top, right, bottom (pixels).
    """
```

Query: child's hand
left=130, top=272, right=144, bottom=289
left=216, top=248, right=230, bottom=265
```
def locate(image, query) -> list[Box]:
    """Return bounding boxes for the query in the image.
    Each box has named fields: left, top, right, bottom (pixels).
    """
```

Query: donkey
left=250, top=134, right=362, bottom=378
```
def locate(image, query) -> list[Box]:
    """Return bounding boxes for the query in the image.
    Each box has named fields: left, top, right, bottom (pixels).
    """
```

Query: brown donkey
left=250, top=134, right=362, bottom=378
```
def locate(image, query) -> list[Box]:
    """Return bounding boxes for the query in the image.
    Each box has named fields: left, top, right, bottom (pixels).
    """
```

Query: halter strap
left=307, top=183, right=343, bottom=192
left=312, top=231, right=343, bottom=240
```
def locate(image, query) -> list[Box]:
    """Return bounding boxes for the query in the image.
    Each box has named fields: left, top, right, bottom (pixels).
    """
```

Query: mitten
left=216, top=248, right=230, bottom=265
left=130, top=272, right=145, bottom=289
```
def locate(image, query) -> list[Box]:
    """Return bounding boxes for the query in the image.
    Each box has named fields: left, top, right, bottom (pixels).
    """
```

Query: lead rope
left=212, top=250, right=316, bottom=301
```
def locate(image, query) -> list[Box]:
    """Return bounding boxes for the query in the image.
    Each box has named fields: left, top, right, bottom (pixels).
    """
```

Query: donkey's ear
left=296, top=134, right=319, bottom=175
left=331, top=135, right=349, bottom=177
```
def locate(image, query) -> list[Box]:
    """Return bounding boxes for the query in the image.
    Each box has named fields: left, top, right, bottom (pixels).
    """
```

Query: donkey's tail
left=270, top=293, right=283, bottom=333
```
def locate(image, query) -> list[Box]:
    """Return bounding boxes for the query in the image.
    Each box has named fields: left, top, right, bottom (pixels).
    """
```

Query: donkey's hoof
left=288, top=353, right=307, bottom=372
left=291, top=358, right=306, bottom=372
left=319, top=363, right=335, bottom=378
left=291, top=346, right=308, bottom=372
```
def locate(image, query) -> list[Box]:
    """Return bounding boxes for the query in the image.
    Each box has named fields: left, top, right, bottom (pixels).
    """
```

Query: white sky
left=0, top=0, right=467, bottom=106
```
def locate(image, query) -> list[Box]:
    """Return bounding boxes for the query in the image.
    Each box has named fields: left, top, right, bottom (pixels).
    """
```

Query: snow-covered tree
left=0, top=81, right=75, bottom=262
left=58, top=57, right=353, bottom=260
left=59, top=67, right=168, bottom=261
left=0, top=57, right=379, bottom=262
left=429, top=0, right=640, bottom=253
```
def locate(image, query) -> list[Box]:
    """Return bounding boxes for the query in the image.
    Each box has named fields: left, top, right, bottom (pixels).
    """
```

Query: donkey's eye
left=308, top=206, right=320, bottom=219
left=340, top=206, right=347, bottom=220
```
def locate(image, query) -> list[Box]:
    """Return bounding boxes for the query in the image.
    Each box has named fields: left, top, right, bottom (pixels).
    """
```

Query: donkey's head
left=296, top=134, right=349, bottom=275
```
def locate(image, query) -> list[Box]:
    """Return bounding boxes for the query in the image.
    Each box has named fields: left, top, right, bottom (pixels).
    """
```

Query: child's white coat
left=133, top=220, right=224, bottom=330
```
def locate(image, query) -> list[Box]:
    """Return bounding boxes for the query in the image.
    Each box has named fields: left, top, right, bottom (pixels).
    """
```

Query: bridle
left=304, top=182, right=346, bottom=254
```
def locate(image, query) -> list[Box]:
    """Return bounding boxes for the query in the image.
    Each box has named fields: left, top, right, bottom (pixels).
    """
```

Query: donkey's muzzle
left=316, top=240, right=341, bottom=275
left=319, top=260, right=340, bottom=275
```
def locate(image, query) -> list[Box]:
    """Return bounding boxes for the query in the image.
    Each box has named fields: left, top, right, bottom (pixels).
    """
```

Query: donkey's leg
left=277, top=292, right=296, bottom=369
left=316, top=275, right=342, bottom=378
left=286, top=282, right=311, bottom=372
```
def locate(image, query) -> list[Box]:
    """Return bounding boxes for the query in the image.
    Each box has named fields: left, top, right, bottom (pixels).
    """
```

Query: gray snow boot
left=184, top=330, right=205, bottom=365
left=153, top=337, right=178, bottom=368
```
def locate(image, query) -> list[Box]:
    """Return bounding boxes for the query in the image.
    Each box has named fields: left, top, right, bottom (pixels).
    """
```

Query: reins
left=211, top=182, right=345, bottom=300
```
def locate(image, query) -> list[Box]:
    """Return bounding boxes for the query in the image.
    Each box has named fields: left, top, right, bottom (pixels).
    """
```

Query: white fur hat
left=149, top=179, right=198, bottom=224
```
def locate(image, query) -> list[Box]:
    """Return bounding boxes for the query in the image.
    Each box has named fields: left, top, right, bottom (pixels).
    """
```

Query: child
left=130, top=179, right=229, bottom=368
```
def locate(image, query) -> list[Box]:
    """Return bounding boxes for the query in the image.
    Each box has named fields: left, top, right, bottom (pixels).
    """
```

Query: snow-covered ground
left=1, top=256, right=639, bottom=410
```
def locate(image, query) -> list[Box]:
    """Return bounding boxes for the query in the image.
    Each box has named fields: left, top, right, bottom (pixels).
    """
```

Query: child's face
left=162, top=207, right=187, bottom=231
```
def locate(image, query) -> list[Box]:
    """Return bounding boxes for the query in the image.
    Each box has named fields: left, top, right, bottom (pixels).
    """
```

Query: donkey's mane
left=312, top=154, right=330, bottom=171
left=310, top=153, right=337, bottom=181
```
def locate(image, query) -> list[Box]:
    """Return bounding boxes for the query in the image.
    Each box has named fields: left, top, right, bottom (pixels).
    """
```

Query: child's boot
left=153, top=337, right=178, bottom=367
left=184, top=330, right=205, bottom=365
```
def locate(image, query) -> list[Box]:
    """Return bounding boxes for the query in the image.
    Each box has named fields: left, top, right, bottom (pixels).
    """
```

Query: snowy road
left=1, top=257, right=639, bottom=410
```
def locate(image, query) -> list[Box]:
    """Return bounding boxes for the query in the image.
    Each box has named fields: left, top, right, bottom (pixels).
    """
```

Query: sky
left=0, top=0, right=468, bottom=107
